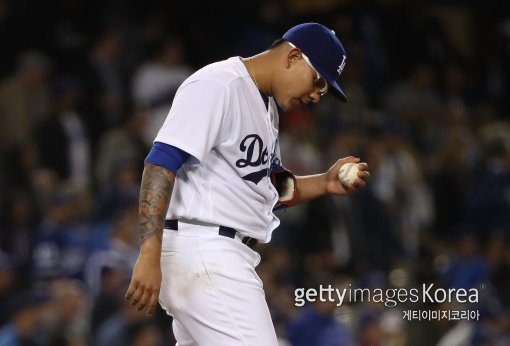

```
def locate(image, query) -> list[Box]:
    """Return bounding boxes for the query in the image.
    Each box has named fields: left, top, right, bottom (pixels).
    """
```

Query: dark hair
left=268, top=38, right=286, bottom=50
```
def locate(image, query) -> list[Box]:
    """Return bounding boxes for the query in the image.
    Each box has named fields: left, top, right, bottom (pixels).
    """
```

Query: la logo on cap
left=337, top=55, right=346, bottom=77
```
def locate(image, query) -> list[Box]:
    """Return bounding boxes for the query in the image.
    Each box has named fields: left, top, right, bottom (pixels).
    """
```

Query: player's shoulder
left=183, top=57, right=247, bottom=89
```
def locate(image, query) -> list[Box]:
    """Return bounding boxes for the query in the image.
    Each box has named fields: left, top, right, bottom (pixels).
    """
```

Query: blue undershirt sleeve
left=144, top=142, right=191, bottom=174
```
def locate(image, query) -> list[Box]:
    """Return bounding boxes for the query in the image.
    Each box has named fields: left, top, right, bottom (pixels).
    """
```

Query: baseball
left=338, top=162, right=360, bottom=187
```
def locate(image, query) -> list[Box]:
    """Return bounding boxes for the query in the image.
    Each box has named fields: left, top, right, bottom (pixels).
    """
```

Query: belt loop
left=218, top=226, right=237, bottom=238
left=164, top=219, right=178, bottom=230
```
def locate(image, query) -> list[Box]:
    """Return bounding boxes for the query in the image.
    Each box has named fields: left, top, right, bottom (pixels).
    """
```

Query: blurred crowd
left=0, top=0, right=510, bottom=345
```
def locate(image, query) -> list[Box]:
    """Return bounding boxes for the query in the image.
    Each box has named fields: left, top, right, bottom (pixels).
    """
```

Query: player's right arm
left=125, top=162, right=175, bottom=316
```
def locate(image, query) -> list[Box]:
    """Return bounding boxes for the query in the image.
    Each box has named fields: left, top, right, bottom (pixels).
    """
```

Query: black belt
left=164, top=219, right=258, bottom=250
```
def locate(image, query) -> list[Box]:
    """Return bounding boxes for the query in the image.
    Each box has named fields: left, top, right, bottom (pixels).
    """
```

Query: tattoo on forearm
left=139, top=164, right=174, bottom=244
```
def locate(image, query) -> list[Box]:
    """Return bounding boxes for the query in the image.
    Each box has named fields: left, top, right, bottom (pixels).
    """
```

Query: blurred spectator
left=435, top=320, right=474, bottom=346
left=29, top=169, right=61, bottom=217
left=36, top=75, right=91, bottom=189
left=0, top=288, right=53, bottom=346
left=286, top=302, right=353, bottom=346
left=85, top=202, right=138, bottom=335
left=0, top=191, right=38, bottom=287
left=384, top=64, right=442, bottom=150
left=467, top=135, right=510, bottom=235
left=378, top=309, right=406, bottom=346
left=131, top=35, right=192, bottom=144
left=484, top=9, right=510, bottom=114
left=79, top=28, right=126, bottom=149
left=298, top=196, right=357, bottom=270
left=356, top=311, right=383, bottom=346
left=369, top=122, right=433, bottom=256
left=440, top=62, right=476, bottom=109
left=126, top=320, right=164, bottom=346
left=436, top=300, right=509, bottom=346
left=31, top=188, right=92, bottom=280
left=441, top=232, right=488, bottom=290
left=0, top=51, right=50, bottom=152
left=286, top=277, right=354, bottom=346
left=279, top=108, right=321, bottom=174
left=469, top=300, right=509, bottom=346
left=86, top=203, right=139, bottom=295
left=406, top=312, right=451, bottom=346
left=257, top=247, right=297, bottom=339
left=94, top=106, right=148, bottom=191
left=486, top=233, right=510, bottom=307
left=94, top=160, right=141, bottom=222
left=88, top=265, right=126, bottom=336
left=0, top=141, right=40, bottom=196
left=348, top=179, right=402, bottom=272
left=93, top=298, right=154, bottom=346
left=45, top=279, right=88, bottom=345
left=426, top=103, right=479, bottom=238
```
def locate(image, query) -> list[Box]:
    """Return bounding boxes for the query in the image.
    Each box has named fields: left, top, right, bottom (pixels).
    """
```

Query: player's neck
left=242, top=52, right=273, bottom=97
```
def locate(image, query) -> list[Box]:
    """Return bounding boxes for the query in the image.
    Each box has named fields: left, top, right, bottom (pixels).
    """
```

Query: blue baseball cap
left=283, top=23, right=348, bottom=102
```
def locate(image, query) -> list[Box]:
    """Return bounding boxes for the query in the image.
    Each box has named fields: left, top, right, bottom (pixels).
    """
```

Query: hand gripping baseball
left=326, top=156, right=370, bottom=195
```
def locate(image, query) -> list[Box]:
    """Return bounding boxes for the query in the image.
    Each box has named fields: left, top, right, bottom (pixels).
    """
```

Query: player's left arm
left=288, top=156, right=370, bottom=206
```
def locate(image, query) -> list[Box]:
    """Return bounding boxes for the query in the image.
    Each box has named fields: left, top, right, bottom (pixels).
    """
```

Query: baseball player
left=125, top=22, right=370, bottom=345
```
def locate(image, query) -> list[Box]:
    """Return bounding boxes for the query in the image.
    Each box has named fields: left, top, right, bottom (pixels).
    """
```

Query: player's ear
left=286, top=48, right=301, bottom=69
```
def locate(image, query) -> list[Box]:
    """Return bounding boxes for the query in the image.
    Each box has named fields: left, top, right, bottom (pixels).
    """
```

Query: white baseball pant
left=159, top=221, right=278, bottom=346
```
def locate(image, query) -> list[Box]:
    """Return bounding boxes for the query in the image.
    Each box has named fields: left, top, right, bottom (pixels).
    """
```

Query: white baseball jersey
left=154, top=57, right=281, bottom=242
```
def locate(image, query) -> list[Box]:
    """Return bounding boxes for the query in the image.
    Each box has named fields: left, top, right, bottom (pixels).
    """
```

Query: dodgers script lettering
left=236, top=134, right=269, bottom=168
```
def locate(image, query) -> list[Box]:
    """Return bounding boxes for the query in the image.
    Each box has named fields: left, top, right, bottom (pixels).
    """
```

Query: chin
left=279, top=103, right=292, bottom=111
left=276, top=98, right=297, bottom=111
